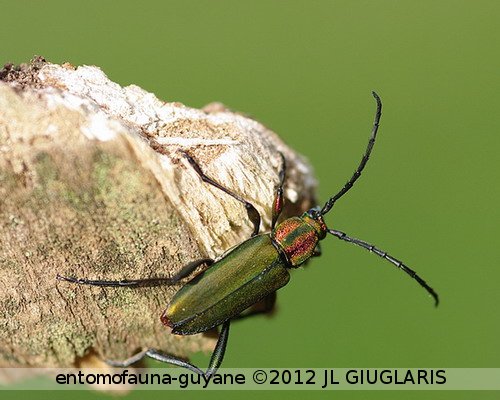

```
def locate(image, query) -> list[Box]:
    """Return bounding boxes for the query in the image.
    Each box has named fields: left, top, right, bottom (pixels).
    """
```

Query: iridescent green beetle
left=58, top=92, right=438, bottom=377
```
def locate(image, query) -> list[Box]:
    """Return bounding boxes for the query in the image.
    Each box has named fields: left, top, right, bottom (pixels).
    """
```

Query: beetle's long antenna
left=328, top=228, right=439, bottom=306
left=320, top=92, right=382, bottom=216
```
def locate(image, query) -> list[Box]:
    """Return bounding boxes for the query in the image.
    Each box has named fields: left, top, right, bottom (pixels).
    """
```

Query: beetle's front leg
left=56, top=258, right=214, bottom=288
left=271, top=152, right=287, bottom=229
left=107, top=320, right=231, bottom=378
left=312, top=243, right=322, bottom=257
left=181, top=151, right=262, bottom=237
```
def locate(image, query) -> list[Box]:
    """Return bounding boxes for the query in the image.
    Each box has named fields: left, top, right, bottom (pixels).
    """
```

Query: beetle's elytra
left=162, top=234, right=290, bottom=335
left=58, top=92, right=439, bottom=377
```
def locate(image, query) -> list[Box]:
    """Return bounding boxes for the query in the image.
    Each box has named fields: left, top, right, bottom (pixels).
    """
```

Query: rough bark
left=0, top=57, right=317, bottom=368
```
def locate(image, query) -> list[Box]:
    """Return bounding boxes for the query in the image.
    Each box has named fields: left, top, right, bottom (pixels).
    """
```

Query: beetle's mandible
left=58, top=92, right=439, bottom=377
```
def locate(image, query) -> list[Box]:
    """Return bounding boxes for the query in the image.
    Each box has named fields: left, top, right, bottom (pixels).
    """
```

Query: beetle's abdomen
left=162, top=235, right=290, bottom=335
left=272, top=217, right=319, bottom=267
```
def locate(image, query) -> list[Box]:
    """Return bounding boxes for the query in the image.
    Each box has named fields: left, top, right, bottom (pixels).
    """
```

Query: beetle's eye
left=307, top=206, right=321, bottom=219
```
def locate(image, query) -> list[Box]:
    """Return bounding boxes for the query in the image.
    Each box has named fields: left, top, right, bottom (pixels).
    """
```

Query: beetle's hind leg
left=107, top=320, right=231, bottom=378
left=181, top=151, right=261, bottom=237
left=56, top=258, right=214, bottom=288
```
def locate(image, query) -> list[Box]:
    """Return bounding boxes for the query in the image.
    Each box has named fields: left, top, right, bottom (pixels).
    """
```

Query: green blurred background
left=1, top=0, right=499, bottom=398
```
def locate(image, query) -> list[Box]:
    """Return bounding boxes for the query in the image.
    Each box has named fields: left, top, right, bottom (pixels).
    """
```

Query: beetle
left=57, top=92, right=439, bottom=377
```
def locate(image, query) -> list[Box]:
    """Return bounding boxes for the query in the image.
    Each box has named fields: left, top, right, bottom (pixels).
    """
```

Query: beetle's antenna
left=328, top=228, right=439, bottom=306
left=320, top=92, right=382, bottom=216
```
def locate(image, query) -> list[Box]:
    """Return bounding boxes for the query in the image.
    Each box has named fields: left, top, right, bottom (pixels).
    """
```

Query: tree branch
left=0, top=57, right=316, bottom=368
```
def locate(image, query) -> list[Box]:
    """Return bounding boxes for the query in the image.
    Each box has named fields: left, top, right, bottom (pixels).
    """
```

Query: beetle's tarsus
left=106, top=349, right=149, bottom=367
left=56, top=274, right=74, bottom=282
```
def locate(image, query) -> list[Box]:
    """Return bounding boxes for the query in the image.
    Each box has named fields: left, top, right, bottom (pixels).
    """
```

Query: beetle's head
left=301, top=206, right=327, bottom=240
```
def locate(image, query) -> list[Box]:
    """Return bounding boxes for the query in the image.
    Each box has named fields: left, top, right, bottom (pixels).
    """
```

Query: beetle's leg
left=56, top=258, right=214, bottom=288
left=107, top=320, right=230, bottom=378
left=234, top=292, right=276, bottom=320
left=204, top=319, right=230, bottom=377
left=107, top=348, right=204, bottom=375
left=271, top=152, right=286, bottom=229
left=312, top=243, right=322, bottom=257
left=182, top=151, right=261, bottom=237
left=328, top=229, right=439, bottom=306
